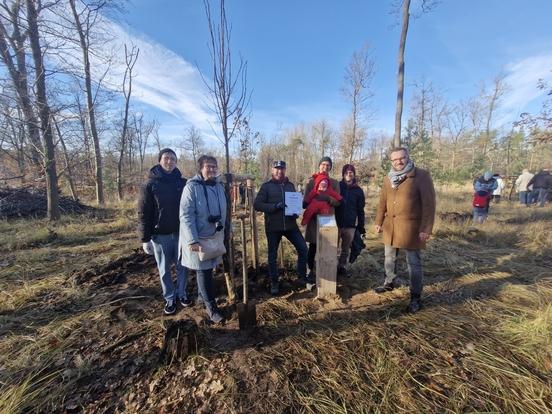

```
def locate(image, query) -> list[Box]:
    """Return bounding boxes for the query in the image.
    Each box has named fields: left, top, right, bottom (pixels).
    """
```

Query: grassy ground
left=0, top=189, right=551, bottom=413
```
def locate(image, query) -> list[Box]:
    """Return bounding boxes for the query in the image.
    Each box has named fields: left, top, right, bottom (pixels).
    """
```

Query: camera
left=208, top=215, right=224, bottom=232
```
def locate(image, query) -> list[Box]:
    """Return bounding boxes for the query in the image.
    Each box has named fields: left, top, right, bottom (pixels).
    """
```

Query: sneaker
left=164, top=301, right=176, bottom=315
left=305, top=273, right=316, bottom=291
left=270, top=281, right=280, bottom=295
left=406, top=298, right=422, bottom=314
left=374, top=283, right=395, bottom=294
left=209, top=311, right=224, bottom=324
left=179, top=297, right=192, bottom=308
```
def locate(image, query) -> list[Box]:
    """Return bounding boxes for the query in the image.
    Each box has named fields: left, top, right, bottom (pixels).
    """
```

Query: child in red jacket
left=301, top=173, right=342, bottom=226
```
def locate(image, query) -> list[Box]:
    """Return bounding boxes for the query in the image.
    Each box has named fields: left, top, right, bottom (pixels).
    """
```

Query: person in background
left=472, top=171, right=497, bottom=223
left=528, top=167, right=552, bottom=207
left=138, top=148, right=189, bottom=315
left=254, top=160, right=308, bottom=295
left=179, top=155, right=227, bottom=324
left=515, top=169, right=534, bottom=206
left=335, top=164, right=365, bottom=277
left=491, top=173, right=505, bottom=203
left=374, top=147, right=436, bottom=314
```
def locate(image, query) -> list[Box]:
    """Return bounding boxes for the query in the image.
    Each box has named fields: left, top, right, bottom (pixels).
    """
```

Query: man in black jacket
left=335, top=164, right=366, bottom=276
left=528, top=168, right=552, bottom=207
left=138, top=148, right=189, bottom=315
left=254, top=160, right=308, bottom=295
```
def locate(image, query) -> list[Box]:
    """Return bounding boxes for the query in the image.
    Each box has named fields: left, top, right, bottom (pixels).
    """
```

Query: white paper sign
left=318, top=215, right=337, bottom=227
left=285, top=192, right=303, bottom=216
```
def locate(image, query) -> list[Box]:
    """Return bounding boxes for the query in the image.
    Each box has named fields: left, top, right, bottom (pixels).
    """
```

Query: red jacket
left=301, top=173, right=342, bottom=225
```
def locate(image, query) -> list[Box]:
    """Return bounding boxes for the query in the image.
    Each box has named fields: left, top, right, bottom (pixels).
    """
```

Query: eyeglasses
left=391, top=156, right=407, bottom=163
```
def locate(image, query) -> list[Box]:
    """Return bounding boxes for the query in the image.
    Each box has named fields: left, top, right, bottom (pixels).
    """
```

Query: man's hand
left=142, top=241, right=154, bottom=255
left=374, top=225, right=382, bottom=234
left=419, top=232, right=430, bottom=242
left=274, top=201, right=286, bottom=210
left=190, top=243, right=200, bottom=252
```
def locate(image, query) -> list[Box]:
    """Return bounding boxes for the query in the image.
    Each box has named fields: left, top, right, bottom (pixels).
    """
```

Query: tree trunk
left=393, top=0, right=411, bottom=148
left=54, top=118, right=78, bottom=201
left=26, top=0, right=60, bottom=221
left=69, top=0, right=104, bottom=205
left=0, top=5, right=42, bottom=167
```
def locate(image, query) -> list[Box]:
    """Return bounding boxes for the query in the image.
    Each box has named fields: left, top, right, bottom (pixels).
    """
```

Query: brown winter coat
left=375, top=167, right=436, bottom=250
left=302, top=174, right=341, bottom=243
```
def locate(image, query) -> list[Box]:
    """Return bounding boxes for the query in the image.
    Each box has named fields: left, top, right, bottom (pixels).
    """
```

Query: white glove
left=142, top=241, right=154, bottom=255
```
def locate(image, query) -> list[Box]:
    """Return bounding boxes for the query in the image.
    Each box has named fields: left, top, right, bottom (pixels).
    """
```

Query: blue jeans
left=529, top=190, right=539, bottom=204
left=384, top=245, right=423, bottom=298
left=266, top=228, right=308, bottom=283
left=473, top=207, right=488, bottom=224
left=519, top=191, right=529, bottom=205
left=151, top=233, right=188, bottom=304
left=196, top=268, right=220, bottom=317
left=536, top=188, right=549, bottom=207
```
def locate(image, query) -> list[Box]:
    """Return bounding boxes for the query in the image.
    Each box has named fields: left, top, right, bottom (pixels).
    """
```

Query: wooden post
left=247, top=179, right=259, bottom=277
left=232, top=184, right=238, bottom=213
left=237, top=213, right=257, bottom=330
left=316, top=215, right=338, bottom=296
left=240, top=216, right=248, bottom=283
left=279, top=241, right=285, bottom=268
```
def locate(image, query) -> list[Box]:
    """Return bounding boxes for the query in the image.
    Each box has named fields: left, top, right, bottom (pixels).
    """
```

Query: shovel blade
left=237, top=302, right=257, bottom=330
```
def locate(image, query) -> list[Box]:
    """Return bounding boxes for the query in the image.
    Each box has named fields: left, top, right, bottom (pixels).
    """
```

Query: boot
left=406, top=295, right=422, bottom=314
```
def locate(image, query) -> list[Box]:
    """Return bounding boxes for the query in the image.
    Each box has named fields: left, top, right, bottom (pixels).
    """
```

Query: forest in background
left=1, top=0, right=551, bottom=214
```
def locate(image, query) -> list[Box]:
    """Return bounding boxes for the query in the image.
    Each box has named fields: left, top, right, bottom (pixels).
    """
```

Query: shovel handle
left=240, top=217, right=248, bottom=304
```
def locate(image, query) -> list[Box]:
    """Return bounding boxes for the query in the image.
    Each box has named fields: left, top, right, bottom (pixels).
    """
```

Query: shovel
left=237, top=215, right=257, bottom=331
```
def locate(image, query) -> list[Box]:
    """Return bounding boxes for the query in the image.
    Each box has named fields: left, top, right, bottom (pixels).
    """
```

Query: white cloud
left=497, top=53, right=552, bottom=125
left=98, top=21, right=217, bottom=136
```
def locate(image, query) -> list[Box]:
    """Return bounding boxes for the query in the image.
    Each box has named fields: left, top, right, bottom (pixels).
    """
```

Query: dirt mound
left=439, top=211, right=472, bottom=222
left=72, top=250, right=156, bottom=287
left=0, top=186, right=97, bottom=219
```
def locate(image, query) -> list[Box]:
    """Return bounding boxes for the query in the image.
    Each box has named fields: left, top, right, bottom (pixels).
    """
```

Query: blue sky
left=109, top=0, right=552, bottom=148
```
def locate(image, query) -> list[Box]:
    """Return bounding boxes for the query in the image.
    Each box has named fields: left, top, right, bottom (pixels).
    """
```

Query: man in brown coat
left=303, top=156, right=341, bottom=288
left=374, top=147, right=436, bottom=313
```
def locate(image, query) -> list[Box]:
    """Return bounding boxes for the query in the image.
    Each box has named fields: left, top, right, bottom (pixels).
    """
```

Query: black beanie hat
left=158, top=148, right=177, bottom=162
left=319, top=156, right=333, bottom=170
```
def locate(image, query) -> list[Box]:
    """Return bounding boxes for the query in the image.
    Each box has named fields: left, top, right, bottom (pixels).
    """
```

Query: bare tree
left=116, top=43, right=139, bottom=201
left=134, top=115, right=156, bottom=174
left=393, top=0, right=411, bottom=147
left=445, top=101, right=468, bottom=170
left=53, top=117, right=78, bottom=201
left=202, top=0, right=250, bottom=301
left=341, top=43, right=375, bottom=163
left=26, top=0, right=60, bottom=220
left=180, top=125, right=204, bottom=167
left=0, top=0, right=42, bottom=167
left=202, top=0, right=249, bottom=176
left=393, top=0, right=439, bottom=147
left=481, top=74, right=508, bottom=158
left=68, top=0, right=106, bottom=205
